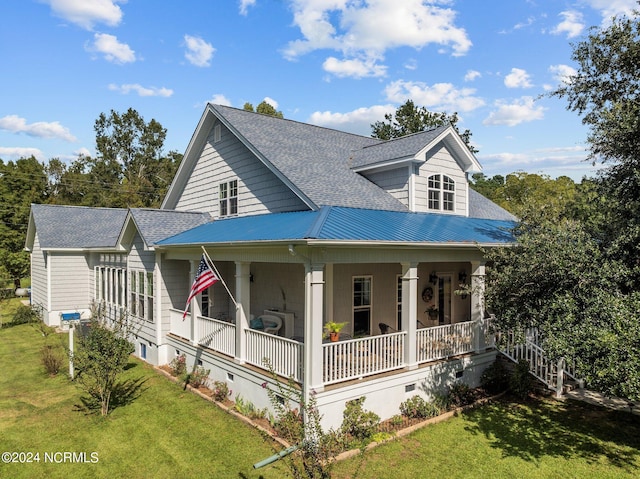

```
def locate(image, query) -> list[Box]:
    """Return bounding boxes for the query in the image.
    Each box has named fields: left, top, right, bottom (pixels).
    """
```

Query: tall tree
left=0, top=157, right=48, bottom=287
left=371, top=100, right=478, bottom=153
left=91, top=108, right=180, bottom=208
left=549, top=7, right=640, bottom=288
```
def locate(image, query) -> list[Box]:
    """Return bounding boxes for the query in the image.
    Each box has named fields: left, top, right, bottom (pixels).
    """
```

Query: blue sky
left=1, top=0, right=638, bottom=181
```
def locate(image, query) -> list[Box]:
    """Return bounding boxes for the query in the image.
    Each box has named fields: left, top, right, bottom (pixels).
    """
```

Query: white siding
left=414, top=144, right=467, bottom=215
left=361, top=167, right=410, bottom=207
left=29, top=234, right=48, bottom=314
left=175, top=122, right=307, bottom=217
left=49, top=252, right=90, bottom=311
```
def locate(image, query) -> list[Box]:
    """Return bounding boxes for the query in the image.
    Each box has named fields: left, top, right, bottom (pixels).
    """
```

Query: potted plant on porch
left=425, top=305, right=439, bottom=321
left=323, top=321, right=348, bottom=342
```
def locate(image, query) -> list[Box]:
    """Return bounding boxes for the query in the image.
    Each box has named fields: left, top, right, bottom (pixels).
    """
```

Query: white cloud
left=108, top=83, right=173, bottom=97
left=584, top=0, right=638, bottom=23
left=43, top=0, right=125, bottom=30
left=384, top=80, right=485, bottom=113
left=283, top=0, right=471, bottom=77
left=184, top=35, right=215, bottom=67
left=88, top=33, right=135, bottom=63
left=483, top=97, right=546, bottom=126
left=239, top=0, right=256, bottom=15
left=504, top=68, right=532, bottom=88
left=262, top=97, right=279, bottom=109
left=551, top=10, right=584, bottom=38
left=0, top=146, right=45, bottom=161
left=74, top=147, right=92, bottom=158
left=0, top=115, right=77, bottom=142
left=464, top=70, right=481, bottom=82
left=322, top=56, right=387, bottom=78
left=308, top=104, right=396, bottom=135
left=549, top=64, right=577, bottom=85
left=210, top=94, right=232, bottom=106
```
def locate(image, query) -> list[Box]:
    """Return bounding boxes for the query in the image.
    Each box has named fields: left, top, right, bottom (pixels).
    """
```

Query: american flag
left=183, top=255, right=219, bottom=319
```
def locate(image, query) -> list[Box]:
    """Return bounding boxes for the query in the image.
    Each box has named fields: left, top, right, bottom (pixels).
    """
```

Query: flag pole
left=201, top=246, right=239, bottom=309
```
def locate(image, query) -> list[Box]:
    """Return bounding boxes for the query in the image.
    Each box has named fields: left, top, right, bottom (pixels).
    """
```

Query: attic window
left=219, top=180, right=238, bottom=217
left=213, top=124, right=221, bottom=143
left=428, top=174, right=455, bottom=212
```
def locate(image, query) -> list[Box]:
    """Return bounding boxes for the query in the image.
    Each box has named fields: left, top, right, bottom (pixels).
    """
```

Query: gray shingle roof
left=468, top=189, right=517, bottom=221
left=129, top=208, right=210, bottom=245
left=211, top=104, right=407, bottom=212
left=349, top=126, right=448, bottom=169
left=30, top=204, right=128, bottom=249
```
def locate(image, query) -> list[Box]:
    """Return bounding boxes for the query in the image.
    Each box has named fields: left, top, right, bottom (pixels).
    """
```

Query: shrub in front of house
left=186, top=365, right=210, bottom=388
left=169, top=354, right=186, bottom=377
left=510, top=359, right=533, bottom=399
left=341, top=396, right=380, bottom=442
left=12, top=305, right=40, bottom=325
left=211, top=381, right=231, bottom=402
left=480, top=359, right=510, bottom=394
left=41, top=344, right=64, bottom=376
left=400, top=395, right=441, bottom=419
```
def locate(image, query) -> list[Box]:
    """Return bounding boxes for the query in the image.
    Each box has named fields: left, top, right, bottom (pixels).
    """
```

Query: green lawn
left=0, top=320, right=288, bottom=479
left=2, top=318, right=640, bottom=479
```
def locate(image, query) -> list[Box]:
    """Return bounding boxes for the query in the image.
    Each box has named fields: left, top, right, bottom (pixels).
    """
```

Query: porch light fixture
left=459, top=271, right=467, bottom=283
left=429, top=272, right=438, bottom=284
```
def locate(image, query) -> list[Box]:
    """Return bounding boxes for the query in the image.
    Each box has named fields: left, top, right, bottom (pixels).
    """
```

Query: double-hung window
left=129, top=269, right=154, bottom=321
left=219, top=180, right=238, bottom=217
left=353, top=276, right=372, bottom=336
left=427, top=174, right=455, bottom=212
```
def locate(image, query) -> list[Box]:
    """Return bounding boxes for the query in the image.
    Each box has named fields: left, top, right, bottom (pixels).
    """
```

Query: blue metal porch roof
left=156, top=206, right=516, bottom=246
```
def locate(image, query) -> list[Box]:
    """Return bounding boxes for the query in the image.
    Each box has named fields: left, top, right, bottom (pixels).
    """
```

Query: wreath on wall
left=422, top=286, right=433, bottom=302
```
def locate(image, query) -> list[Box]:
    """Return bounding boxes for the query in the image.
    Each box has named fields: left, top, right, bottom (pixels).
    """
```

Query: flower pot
left=329, top=332, right=339, bottom=342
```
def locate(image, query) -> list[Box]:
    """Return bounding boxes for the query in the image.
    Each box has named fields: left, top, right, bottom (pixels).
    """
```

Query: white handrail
left=246, top=329, right=304, bottom=382
left=323, top=332, right=406, bottom=385
left=196, top=315, right=235, bottom=357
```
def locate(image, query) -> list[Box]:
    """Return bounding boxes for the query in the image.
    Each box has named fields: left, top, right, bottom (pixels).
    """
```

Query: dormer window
left=219, top=180, right=238, bottom=217
left=428, top=174, right=455, bottom=212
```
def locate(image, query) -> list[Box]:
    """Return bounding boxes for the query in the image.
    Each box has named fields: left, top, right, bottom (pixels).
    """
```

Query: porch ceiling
left=156, top=206, right=516, bottom=247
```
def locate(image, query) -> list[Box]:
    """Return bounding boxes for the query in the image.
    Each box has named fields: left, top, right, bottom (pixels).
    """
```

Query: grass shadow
left=74, top=377, right=149, bottom=415
left=462, top=395, right=640, bottom=473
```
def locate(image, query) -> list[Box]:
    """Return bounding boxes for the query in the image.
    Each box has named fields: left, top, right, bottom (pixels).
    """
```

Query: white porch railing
left=170, top=311, right=486, bottom=387
left=170, top=308, right=191, bottom=340
left=417, top=321, right=476, bottom=363
left=246, top=329, right=304, bottom=382
left=499, top=328, right=581, bottom=397
left=323, top=332, right=406, bottom=385
left=196, top=315, right=235, bottom=357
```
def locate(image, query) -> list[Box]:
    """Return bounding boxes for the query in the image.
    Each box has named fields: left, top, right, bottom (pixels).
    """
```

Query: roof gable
left=350, top=125, right=481, bottom=173
left=119, top=208, right=211, bottom=249
left=162, top=104, right=406, bottom=212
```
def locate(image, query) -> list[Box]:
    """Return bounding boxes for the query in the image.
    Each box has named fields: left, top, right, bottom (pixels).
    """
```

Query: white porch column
left=234, top=261, right=251, bottom=364
left=471, top=261, right=486, bottom=352
left=325, top=263, right=334, bottom=324
left=304, top=263, right=325, bottom=395
left=188, top=259, right=203, bottom=346
left=401, top=262, right=419, bottom=369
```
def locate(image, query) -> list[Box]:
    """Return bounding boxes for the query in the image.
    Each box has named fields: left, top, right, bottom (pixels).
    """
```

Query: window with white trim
left=219, top=180, right=238, bottom=217
left=428, top=174, right=455, bottom=211
left=95, top=265, right=127, bottom=311
left=353, top=276, right=372, bottom=336
left=129, top=269, right=154, bottom=321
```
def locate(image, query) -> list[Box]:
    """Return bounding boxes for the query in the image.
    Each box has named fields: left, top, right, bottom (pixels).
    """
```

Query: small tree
left=262, top=361, right=341, bottom=478
left=72, top=303, right=140, bottom=415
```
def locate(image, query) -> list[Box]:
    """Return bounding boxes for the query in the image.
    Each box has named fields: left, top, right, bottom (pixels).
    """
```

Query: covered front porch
left=165, top=252, right=494, bottom=391
left=169, top=309, right=496, bottom=386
